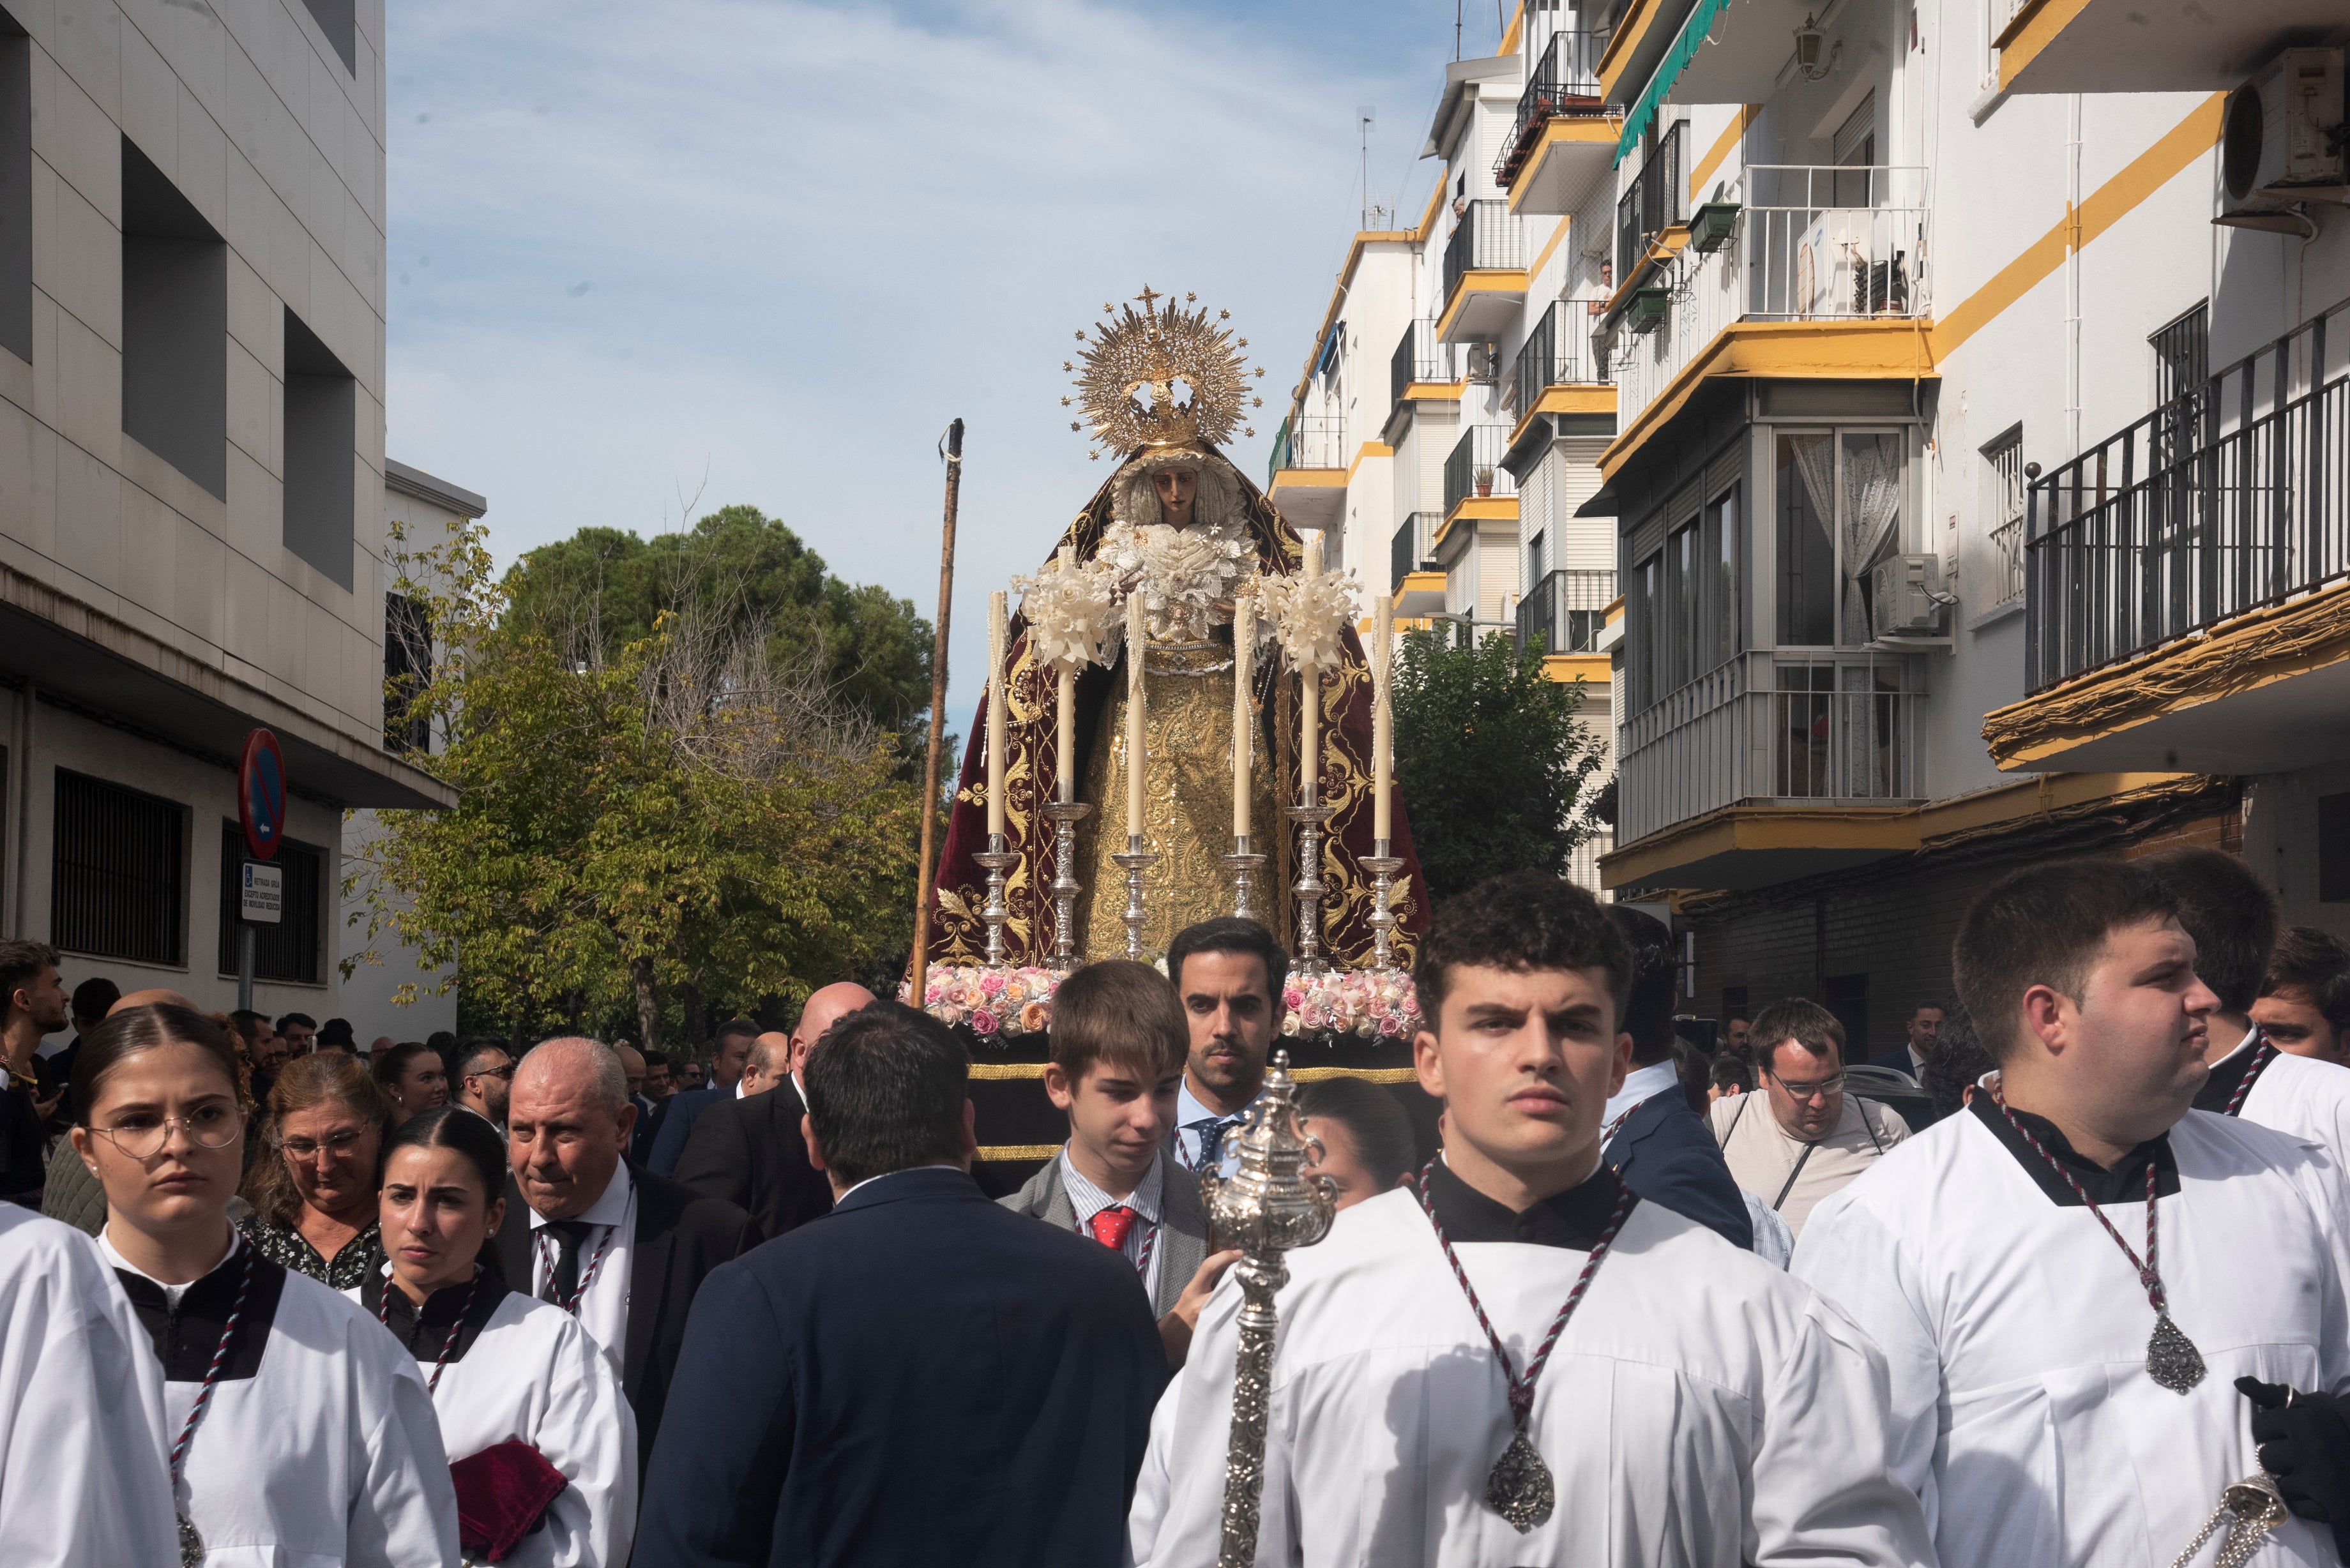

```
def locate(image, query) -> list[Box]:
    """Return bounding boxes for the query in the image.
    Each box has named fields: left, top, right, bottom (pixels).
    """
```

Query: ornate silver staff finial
left=1199, top=1052, right=1337, bottom=1568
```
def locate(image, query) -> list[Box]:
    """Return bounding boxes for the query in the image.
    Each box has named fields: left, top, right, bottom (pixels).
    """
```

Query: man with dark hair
left=228, top=1009, right=285, bottom=1100
left=1138, top=873, right=1931, bottom=1564
left=2149, top=848, right=2350, bottom=1159
left=450, top=1035, right=515, bottom=1133
left=1164, top=917, right=1287, bottom=1177
left=1598, top=905, right=1752, bottom=1249
left=646, top=1019, right=759, bottom=1177
left=1722, top=1013, right=1753, bottom=1062
left=1796, top=857, right=2350, bottom=1568
left=1711, top=996, right=1908, bottom=1237
left=315, top=1017, right=357, bottom=1052
left=2256, top=926, right=2350, bottom=1066
left=676, top=985, right=871, bottom=1240
left=275, top=1011, right=317, bottom=1056
left=1863, top=1002, right=1944, bottom=1081
left=639, top=1002, right=1166, bottom=1566
left=0, top=941, right=65, bottom=1208
left=38, top=976, right=119, bottom=1127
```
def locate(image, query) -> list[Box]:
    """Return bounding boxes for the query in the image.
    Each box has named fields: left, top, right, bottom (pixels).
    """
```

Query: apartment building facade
left=1270, top=0, right=1626, bottom=893
left=1586, top=0, right=2348, bottom=1050
left=0, top=0, right=457, bottom=1026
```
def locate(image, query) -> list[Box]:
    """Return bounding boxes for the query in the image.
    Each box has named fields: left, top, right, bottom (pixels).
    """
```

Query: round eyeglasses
left=93, top=1104, right=246, bottom=1159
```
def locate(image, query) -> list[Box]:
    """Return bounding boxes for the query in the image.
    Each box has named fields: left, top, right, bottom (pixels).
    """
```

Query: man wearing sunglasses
left=1708, top=997, right=1909, bottom=1238
left=451, top=1036, right=516, bottom=1136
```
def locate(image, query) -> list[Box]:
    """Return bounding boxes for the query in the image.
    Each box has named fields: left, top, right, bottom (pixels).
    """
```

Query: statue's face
left=1153, top=467, right=1198, bottom=527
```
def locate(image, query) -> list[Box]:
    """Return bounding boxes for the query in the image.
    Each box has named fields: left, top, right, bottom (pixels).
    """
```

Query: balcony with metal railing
left=1516, top=569, right=1616, bottom=655
left=1614, top=120, right=1686, bottom=292
left=1391, top=511, right=1441, bottom=595
left=1439, top=199, right=1528, bottom=342
left=1509, top=298, right=1613, bottom=436
left=1611, top=164, right=1932, bottom=446
left=1494, top=31, right=1609, bottom=202
left=1442, top=425, right=1517, bottom=520
left=2020, top=299, right=2350, bottom=700
left=1390, top=319, right=1465, bottom=407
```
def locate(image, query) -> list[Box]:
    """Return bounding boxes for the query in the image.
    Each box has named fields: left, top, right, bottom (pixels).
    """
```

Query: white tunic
left=344, top=1278, right=639, bottom=1568
left=1793, top=1103, right=2350, bottom=1567
left=107, top=1235, right=460, bottom=1567
left=2206, top=1027, right=2350, bottom=1157
left=0, top=1207, right=179, bottom=1567
left=1134, top=1179, right=1934, bottom=1567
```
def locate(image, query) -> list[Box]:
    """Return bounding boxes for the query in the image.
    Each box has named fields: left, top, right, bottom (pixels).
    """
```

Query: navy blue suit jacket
left=1605, top=1089, right=1755, bottom=1251
left=633, top=1166, right=1168, bottom=1567
left=647, top=1083, right=727, bottom=1177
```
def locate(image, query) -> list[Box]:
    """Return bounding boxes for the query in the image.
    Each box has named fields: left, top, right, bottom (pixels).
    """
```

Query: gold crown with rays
left=1060, top=286, right=1266, bottom=460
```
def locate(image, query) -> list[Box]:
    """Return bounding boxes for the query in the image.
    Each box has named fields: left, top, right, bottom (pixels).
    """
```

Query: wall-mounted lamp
left=1794, top=14, right=1841, bottom=80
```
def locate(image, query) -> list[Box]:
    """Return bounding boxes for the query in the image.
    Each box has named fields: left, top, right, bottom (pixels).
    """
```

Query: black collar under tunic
left=1424, top=1156, right=1633, bottom=1250
left=1967, top=1094, right=2181, bottom=1206
left=358, top=1268, right=511, bottom=1366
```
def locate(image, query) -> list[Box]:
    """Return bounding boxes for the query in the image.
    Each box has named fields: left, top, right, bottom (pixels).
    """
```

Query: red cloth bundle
left=449, top=1440, right=568, bottom=1564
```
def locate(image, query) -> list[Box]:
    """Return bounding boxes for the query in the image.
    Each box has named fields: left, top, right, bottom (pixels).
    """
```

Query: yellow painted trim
left=1500, top=0, right=1526, bottom=58
left=1393, top=571, right=1446, bottom=608
left=1599, top=771, right=2203, bottom=889
left=1604, top=596, right=1625, bottom=626
left=1289, top=229, right=1424, bottom=407
left=1434, top=269, right=1533, bottom=339
left=1526, top=215, right=1575, bottom=285
left=1930, top=94, right=2222, bottom=361
left=1415, top=182, right=1445, bottom=242
left=1434, top=497, right=1520, bottom=553
left=1402, top=381, right=1468, bottom=402
left=1688, top=106, right=1759, bottom=204
left=1510, top=382, right=1620, bottom=449
left=1996, top=0, right=2093, bottom=90
left=1982, top=579, right=2350, bottom=769
left=1270, top=467, right=1347, bottom=490
left=1542, top=652, right=1611, bottom=684
left=1600, top=320, right=1937, bottom=479
left=1506, top=118, right=1621, bottom=216
left=1600, top=225, right=1691, bottom=315
left=1344, top=441, right=1395, bottom=482
left=1597, top=0, right=1673, bottom=100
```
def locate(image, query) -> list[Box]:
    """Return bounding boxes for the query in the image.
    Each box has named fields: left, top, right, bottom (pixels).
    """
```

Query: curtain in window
left=1840, top=432, right=1903, bottom=644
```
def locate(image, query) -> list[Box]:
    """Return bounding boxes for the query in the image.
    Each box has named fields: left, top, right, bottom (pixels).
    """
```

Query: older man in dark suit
left=497, top=1036, right=759, bottom=1480
left=673, top=983, right=872, bottom=1239
left=635, top=1003, right=1166, bottom=1567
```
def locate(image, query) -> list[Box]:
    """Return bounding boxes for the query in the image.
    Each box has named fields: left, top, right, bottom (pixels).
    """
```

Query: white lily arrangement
left=1096, top=519, right=1257, bottom=643
left=1013, top=552, right=1121, bottom=674
left=1256, top=561, right=1360, bottom=672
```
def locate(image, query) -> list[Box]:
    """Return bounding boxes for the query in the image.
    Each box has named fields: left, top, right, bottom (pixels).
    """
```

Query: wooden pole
left=909, top=419, right=965, bottom=1006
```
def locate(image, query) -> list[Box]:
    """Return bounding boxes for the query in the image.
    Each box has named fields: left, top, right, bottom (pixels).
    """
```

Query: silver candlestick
left=1199, top=1052, right=1336, bottom=1568
left=1041, top=800, right=1093, bottom=971
left=1287, top=803, right=1337, bottom=976
left=972, top=835, right=1020, bottom=970
left=1362, top=838, right=1406, bottom=973
left=1219, top=835, right=1268, bottom=924
left=1111, top=835, right=1159, bottom=962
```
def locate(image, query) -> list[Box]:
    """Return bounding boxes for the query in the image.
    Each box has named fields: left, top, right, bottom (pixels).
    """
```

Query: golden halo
left=1068, top=286, right=1254, bottom=455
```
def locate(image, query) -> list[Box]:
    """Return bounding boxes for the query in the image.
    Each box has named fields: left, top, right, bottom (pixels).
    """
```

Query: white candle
left=1126, top=591, right=1147, bottom=841
left=1232, top=585, right=1252, bottom=840
left=1055, top=547, right=1077, bottom=804
left=986, top=590, right=1008, bottom=841
left=1300, top=538, right=1320, bottom=806
left=1374, top=592, right=1393, bottom=842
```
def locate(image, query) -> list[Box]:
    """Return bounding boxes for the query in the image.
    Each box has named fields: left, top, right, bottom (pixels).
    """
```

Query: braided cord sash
left=169, top=1246, right=257, bottom=1482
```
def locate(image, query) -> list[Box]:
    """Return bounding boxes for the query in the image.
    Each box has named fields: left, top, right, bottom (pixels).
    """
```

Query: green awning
left=1614, top=0, right=1730, bottom=167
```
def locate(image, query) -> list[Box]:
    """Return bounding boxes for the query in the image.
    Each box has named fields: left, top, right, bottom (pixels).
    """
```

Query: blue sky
left=383, top=0, right=1513, bottom=727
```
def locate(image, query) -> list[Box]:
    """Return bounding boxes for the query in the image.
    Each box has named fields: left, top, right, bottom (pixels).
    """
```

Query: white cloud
left=386, top=0, right=1445, bottom=721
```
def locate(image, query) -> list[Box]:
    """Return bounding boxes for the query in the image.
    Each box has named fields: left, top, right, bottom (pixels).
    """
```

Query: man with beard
left=1163, top=919, right=1282, bottom=1179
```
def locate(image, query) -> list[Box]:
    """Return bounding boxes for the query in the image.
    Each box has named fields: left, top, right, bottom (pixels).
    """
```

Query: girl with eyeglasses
left=236, top=1051, right=397, bottom=1287
left=349, top=1106, right=636, bottom=1567
left=70, top=1002, right=459, bottom=1565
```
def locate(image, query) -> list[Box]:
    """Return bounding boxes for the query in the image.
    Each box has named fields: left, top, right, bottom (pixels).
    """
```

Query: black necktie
left=540, top=1219, right=593, bottom=1306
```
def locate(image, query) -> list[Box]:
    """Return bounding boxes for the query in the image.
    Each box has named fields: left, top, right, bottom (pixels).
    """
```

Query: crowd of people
left=7, top=847, right=2350, bottom=1565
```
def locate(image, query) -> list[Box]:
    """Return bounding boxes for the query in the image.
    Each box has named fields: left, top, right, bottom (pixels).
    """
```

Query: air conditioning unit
left=1871, top=554, right=1950, bottom=638
left=2220, top=48, right=2347, bottom=220
left=1464, top=342, right=1501, bottom=383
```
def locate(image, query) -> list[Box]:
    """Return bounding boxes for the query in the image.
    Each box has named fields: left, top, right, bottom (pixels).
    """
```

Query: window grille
left=52, top=771, right=183, bottom=965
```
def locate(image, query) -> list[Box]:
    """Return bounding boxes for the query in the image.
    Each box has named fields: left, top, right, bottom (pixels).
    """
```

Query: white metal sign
left=240, top=861, right=283, bottom=924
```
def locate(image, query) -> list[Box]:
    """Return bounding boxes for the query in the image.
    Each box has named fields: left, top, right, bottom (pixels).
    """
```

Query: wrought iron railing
left=1612, top=165, right=1930, bottom=435
left=1615, top=652, right=1923, bottom=844
left=1391, top=511, right=1441, bottom=593
left=1443, top=425, right=1516, bottom=515
left=1443, top=200, right=1526, bottom=312
left=1280, top=416, right=1348, bottom=471
left=1493, top=30, right=1606, bottom=189
left=1517, top=569, right=1616, bottom=654
left=1390, top=319, right=1463, bottom=406
left=2025, top=298, right=2350, bottom=691
left=1615, top=119, right=1685, bottom=288
left=1510, top=298, right=1607, bottom=415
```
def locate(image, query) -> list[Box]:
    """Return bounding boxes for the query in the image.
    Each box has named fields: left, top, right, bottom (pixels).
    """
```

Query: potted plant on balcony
left=1628, top=285, right=1670, bottom=335
left=1474, top=465, right=1495, bottom=498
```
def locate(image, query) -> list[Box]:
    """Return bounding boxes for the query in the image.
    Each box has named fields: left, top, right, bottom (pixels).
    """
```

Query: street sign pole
left=238, top=926, right=255, bottom=1012
left=236, top=729, right=285, bottom=1016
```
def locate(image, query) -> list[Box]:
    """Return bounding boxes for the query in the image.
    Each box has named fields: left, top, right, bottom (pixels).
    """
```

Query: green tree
left=505, top=504, right=933, bottom=740
left=347, top=512, right=920, bottom=1053
left=1392, top=628, right=1607, bottom=900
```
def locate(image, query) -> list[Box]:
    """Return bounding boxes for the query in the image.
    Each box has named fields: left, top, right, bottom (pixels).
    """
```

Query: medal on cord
left=171, top=1246, right=257, bottom=1567
left=1991, top=1085, right=2205, bottom=1391
left=1415, top=1157, right=1637, bottom=1533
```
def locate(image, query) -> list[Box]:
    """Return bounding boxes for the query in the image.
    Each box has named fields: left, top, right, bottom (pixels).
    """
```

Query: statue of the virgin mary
left=926, top=289, right=1427, bottom=968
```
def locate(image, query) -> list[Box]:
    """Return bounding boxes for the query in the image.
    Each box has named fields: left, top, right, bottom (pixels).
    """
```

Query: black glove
left=2238, top=1376, right=2350, bottom=1562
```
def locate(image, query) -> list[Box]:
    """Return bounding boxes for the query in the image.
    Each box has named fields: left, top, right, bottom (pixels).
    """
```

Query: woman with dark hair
left=68, top=1002, right=457, bottom=1564
left=350, top=1106, right=635, bottom=1567
left=374, top=1041, right=450, bottom=1120
left=238, top=1050, right=397, bottom=1287
left=1295, top=1076, right=1418, bottom=1209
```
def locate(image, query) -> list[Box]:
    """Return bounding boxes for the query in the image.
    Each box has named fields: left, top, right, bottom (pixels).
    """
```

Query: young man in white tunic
left=0, top=1204, right=180, bottom=1567
left=1794, top=857, right=2350, bottom=1568
left=352, top=1105, right=635, bottom=1567
left=68, top=1002, right=459, bottom=1566
left=1134, top=871, right=1934, bottom=1567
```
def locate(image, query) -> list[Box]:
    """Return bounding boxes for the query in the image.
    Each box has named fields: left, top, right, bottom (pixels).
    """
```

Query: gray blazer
left=997, top=1150, right=1208, bottom=1317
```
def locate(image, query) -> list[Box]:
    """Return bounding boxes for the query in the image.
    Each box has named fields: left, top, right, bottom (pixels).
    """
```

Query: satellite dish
left=2222, top=83, right=2265, bottom=202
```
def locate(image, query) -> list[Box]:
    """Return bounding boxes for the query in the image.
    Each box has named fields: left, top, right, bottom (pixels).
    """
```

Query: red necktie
left=1088, top=1205, right=1136, bottom=1251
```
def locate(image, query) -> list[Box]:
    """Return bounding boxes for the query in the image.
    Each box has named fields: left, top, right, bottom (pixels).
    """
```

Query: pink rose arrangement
left=1280, top=969, right=1421, bottom=1041
left=900, top=965, right=1063, bottom=1039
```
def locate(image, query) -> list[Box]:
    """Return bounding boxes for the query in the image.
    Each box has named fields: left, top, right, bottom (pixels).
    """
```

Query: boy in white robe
left=0, top=1205, right=179, bottom=1567
left=1134, top=871, right=1934, bottom=1567
left=1794, top=856, right=2350, bottom=1567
